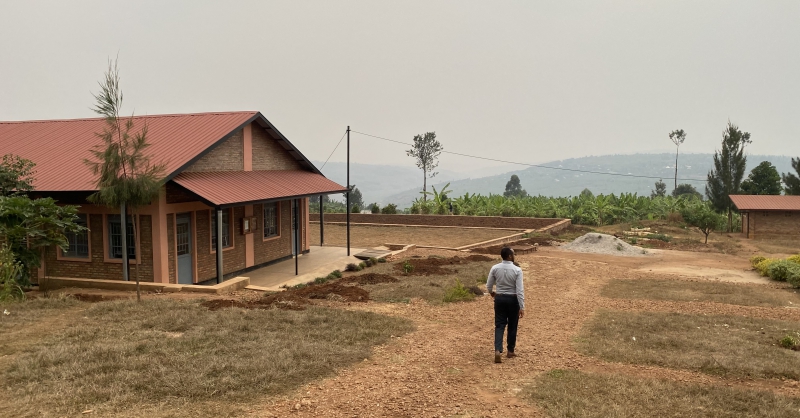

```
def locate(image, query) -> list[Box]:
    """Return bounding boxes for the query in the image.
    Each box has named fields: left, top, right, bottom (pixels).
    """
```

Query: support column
left=319, top=194, right=324, bottom=246
left=151, top=188, right=169, bottom=283
left=294, top=199, right=299, bottom=276
left=216, top=207, right=223, bottom=284
left=245, top=204, right=254, bottom=268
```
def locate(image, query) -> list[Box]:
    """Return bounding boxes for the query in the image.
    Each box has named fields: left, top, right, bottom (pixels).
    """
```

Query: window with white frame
left=63, top=214, right=89, bottom=258
left=108, top=215, right=136, bottom=259
left=264, top=203, right=279, bottom=238
left=211, top=209, right=231, bottom=249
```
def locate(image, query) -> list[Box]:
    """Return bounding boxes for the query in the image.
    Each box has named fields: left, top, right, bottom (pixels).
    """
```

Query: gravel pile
left=563, top=233, right=650, bottom=256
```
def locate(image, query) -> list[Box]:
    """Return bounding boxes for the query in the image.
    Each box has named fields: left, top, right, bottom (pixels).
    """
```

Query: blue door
left=176, top=213, right=193, bottom=284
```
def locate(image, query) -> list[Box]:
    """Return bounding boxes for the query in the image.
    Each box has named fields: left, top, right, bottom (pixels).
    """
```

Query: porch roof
left=729, top=195, right=800, bottom=211
left=171, top=170, right=347, bottom=207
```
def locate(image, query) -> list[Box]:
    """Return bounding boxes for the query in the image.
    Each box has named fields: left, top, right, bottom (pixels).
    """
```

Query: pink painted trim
left=243, top=124, right=252, bottom=171
left=245, top=204, right=254, bottom=268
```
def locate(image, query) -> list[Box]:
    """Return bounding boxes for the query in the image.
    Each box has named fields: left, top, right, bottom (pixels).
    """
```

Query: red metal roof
left=172, top=170, right=347, bottom=206
left=0, top=111, right=258, bottom=191
left=729, top=195, right=800, bottom=211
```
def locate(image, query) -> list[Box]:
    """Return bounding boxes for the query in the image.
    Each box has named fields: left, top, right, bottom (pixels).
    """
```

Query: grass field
left=0, top=297, right=413, bottom=417
left=602, top=278, right=800, bottom=308
left=576, top=310, right=800, bottom=379
left=527, top=369, right=800, bottom=418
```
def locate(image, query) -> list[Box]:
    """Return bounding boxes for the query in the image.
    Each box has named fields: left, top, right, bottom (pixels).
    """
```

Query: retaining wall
left=310, top=213, right=569, bottom=231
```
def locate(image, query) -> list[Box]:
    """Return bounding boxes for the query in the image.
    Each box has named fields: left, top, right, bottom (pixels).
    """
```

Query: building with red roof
left=729, top=195, right=800, bottom=239
left=0, top=111, right=347, bottom=285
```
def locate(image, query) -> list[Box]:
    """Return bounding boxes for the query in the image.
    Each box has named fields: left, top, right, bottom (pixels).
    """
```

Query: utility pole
left=346, top=126, right=351, bottom=256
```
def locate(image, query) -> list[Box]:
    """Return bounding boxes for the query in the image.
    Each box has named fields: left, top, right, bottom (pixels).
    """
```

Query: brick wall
left=184, top=130, right=244, bottom=172
left=310, top=213, right=566, bottom=230
left=194, top=207, right=247, bottom=281
left=252, top=124, right=303, bottom=171
left=167, top=214, right=176, bottom=283
left=751, top=211, right=800, bottom=239
left=166, top=182, right=200, bottom=204
left=254, top=201, right=294, bottom=265
left=45, top=214, right=155, bottom=281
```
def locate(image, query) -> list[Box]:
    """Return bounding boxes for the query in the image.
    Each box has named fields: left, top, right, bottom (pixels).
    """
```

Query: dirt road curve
left=249, top=247, right=799, bottom=417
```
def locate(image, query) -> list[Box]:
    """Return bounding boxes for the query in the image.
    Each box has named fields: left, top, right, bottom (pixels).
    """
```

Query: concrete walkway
left=246, top=246, right=365, bottom=290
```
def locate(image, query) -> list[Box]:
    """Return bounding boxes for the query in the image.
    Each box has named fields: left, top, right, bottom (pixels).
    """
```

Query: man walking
left=486, top=247, right=525, bottom=364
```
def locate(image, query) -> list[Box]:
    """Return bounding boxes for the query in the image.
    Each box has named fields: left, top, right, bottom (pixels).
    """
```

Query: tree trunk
left=727, top=207, right=732, bottom=233
left=423, top=169, right=427, bottom=202
left=674, top=148, right=679, bottom=190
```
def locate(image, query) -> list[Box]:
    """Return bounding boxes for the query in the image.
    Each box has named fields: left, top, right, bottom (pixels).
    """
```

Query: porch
left=246, top=245, right=365, bottom=290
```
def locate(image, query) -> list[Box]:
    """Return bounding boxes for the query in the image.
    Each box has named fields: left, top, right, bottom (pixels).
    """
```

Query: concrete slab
left=247, top=246, right=366, bottom=290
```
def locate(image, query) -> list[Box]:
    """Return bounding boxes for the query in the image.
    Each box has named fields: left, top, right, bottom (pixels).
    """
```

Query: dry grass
left=310, top=224, right=520, bottom=248
left=348, top=257, right=495, bottom=304
left=751, top=239, right=800, bottom=256
left=577, top=310, right=800, bottom=379
left=0, top=298, right=413, bottom=417
left=602, top=278, right=800, bottom=308
left=527, top=369, right=800, bottom=418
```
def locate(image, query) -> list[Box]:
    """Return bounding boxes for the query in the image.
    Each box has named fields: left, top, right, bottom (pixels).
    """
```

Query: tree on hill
left=672, top=183, right=702, bottom=199
left=348, top=186, right=363, bottom=209
left=669, top=129, right=687, bottom=189
left=83, top=59, right=166, bottom=301
left=782, top=157, right=800, bottom=195
left=741, top=161, right=782, bottom=195
left=681, top=202, right=726, bottom=244
left=503, top=174, right=528, bottom=198
left=579, top=188, right=594, bottom=199
left=706, top=121, right=751, bottom=232
left=651, top=179, right=666, bottom=198
left=406, top=132, right=442, bottom=202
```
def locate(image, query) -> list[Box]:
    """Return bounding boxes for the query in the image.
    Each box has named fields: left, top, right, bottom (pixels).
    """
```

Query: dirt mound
left=395, top=255, right=495, bottom=276
left=341, top=273, right=399, bottom=285
left=472, top=237, right=554, bottom=255
left=201, top=282, right=369, bottom=311
left=563, top=233, right=650, bottom=257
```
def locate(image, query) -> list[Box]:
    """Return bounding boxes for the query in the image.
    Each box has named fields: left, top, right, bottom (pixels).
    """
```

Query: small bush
left=402, top=260, right=414, bottom=274
left=293, top=283, right=308, bottom=289
left=780, top=335, right=798, bottom=349
left=750, top=255, right=767, bottom=268
left=755, top=259, right=777, bottom=276
left=646, top=233, right=671, bottom=243
left=325, top=274, right=337, bottom=281
left=381, top=204, right=398, bottom=214
left=616, top=243, right=623, bottom=251
left=364, top=259, right=374, bottom=268
left=345, top=263, right=359, bottom=272
left=369, top=203, right=380, bottom=214
left=369, top=257, right=379, bottom=265
left=331, top=270, right=343, bottom=278
left=358, top=262, right=366, bottom=269
left=788, top=255, right=800, bottom=265
left=443, top=279, right=475, bottom=303
left=629, top=237, right=638, bottom=245
left=314, top=276, right=329, bottom=285
left=767, top=260, right=800, bottom=283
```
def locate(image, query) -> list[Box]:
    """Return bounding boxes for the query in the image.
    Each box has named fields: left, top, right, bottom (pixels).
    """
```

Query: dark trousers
left=494, top=294, right=519, bottom=353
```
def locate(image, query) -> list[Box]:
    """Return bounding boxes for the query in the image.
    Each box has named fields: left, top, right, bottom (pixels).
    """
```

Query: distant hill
left=380, top=153, right=796, bottom=208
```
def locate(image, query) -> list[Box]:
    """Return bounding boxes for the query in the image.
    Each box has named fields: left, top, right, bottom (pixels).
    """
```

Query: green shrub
left=750, top=255, right=767, bottom=268
left=325, top=274, right=337, bottom=281
left=358, top=262, right=366, bottom=269
left=345, top=263, right=359, bottom=272
left=377, top=257, right=387, bottom=263
left=364, top=259, right=373, bottom=268
left=780, top=335, right=798, bottom=349
left=369, top=203, right=380, bottom=214
left=629, top=237, right=638, bottom=245
left=292, top=283, right=308, bottom=290
left=314, top=276, right=329, bottom=285
left=646, top=233, right=671, bottom=242
left=369, top=257, right=379, bottom=265
left=443, top=279, right=475, bottom=303
left=381, top=204, right=398, bottom=214
left=767, top=260, right=800, bottom=283
left=402, top=260, right=414, bottom=274
left=331, top=270, right=343, bottom=278
left=0, top=245, right=25, bottom=301
left=788, top=255, right=800, bottom=265
left=755, top=259, right=777, bottom=276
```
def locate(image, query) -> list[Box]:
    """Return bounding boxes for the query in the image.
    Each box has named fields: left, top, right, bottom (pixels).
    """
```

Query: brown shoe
left=507, top=351, right=517, bottom=358
left=494, top=351, right=502, bottom=364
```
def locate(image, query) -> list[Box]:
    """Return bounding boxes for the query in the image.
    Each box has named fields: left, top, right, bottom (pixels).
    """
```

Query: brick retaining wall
left=310, top=213, right=568, bottom=230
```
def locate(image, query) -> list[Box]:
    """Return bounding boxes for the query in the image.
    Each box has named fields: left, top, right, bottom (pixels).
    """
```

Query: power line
left=320, top=130, right=347, bottom=170
left=351, top=130, right=708, bottom=183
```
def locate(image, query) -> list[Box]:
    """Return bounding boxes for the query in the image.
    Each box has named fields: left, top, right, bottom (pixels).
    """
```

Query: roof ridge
left=0, top=111, right=259, bottom=125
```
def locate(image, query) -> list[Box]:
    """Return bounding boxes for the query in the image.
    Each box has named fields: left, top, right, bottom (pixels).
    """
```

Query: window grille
left=108, top=215, right=136, bottom=259
left=64, top=214, right=89, bottom=258
left=211, top=210, right=231, bottom=249
left=264, top=203, right=279, bottom=238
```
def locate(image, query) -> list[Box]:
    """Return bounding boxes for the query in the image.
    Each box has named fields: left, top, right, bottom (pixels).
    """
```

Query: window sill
left=262, top=234, right=281, bottom=242
left=57, top=255, right=92, bottom=263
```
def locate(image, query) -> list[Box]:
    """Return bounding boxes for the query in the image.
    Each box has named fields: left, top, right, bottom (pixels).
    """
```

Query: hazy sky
left=2, top=1, right=799, bottom=173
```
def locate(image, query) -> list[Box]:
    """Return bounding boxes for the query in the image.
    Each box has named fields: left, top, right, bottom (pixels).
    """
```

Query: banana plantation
left=407, top=184, right=738, bottom=230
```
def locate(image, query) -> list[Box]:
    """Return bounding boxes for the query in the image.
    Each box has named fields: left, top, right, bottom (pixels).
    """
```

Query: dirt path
left=249, top=249, right=799, bottom=417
